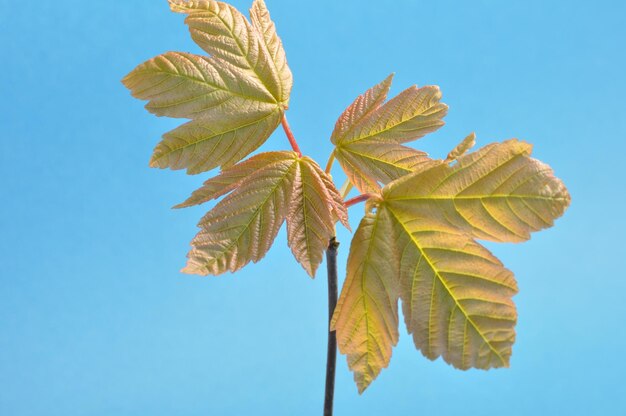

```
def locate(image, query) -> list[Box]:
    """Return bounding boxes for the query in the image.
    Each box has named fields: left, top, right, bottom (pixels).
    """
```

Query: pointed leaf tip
left=446, top=132, right=476, bottom=162
left=331, top=76, right=448, bottom=192
left=183, top=153, right=299, bottom=276
left=287, top=158, right=349, bottom=277
left=123, top=0, right=294, bottom=174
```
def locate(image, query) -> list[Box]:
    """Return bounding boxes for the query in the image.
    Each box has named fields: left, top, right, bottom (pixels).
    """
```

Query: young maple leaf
left=177, top=151, right=347, bottom=276
left=122, top=0, right=292, bottom=174
left=330, top=74, right=448, bottom=193
left=331, top=138, right=570, bottom=392
left=122, top=0, right=350, bottom=277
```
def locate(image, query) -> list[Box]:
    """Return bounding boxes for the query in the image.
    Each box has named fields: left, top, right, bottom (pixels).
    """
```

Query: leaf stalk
left=281, top=114, right=302, bottom=156
left=325, top=151, right=336, bottom=174
left=344, top=193, right=372, bottom=208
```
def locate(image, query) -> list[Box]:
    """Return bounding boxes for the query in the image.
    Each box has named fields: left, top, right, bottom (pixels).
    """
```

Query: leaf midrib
left=202, top=158, right=297, bottom=269
left=194, top=5, right=283, bottom=103
left=386, top=205, right=508, bottom=366
left=141, top=53, right=278, bottom=105
left=153, top=109, right=280, bottom=162
left=387, top=194, right=568, bottom=202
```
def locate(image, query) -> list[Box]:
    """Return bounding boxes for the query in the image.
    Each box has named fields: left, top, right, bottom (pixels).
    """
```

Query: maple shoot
left=122, top=0, right=571, bottom=410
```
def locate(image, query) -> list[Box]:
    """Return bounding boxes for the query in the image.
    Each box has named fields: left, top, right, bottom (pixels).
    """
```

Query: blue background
left=2, top=0, right=625, bottom=414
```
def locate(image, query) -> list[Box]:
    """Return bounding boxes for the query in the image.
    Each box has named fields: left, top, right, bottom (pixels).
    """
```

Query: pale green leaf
left=330, top=74, right=393, bottom=145
left=169, top=0, right=289, bottom=105
left=150, top=107, right=282, bottom=174
left=331, top=76, right=448, bottom=192
left=384, top=139, right=571, bottom=242
left=386, top=208, right=518, bottom=370
left=124, top=1, right=293, bottom=174
left=183, top=152, right=299, bottom=275
left=250, top=0, right=293, bottom=104
left=122, top=51, right=276, bottom=118
left=334, top=82, right=448, bottom=146
left=333, top=140, right=570, bottom=391
left=334, top=141, right=436, bottom=193
left=287, top=157, right=345, bottom=277
left=330, top=207, right=399, bottom=393
left=174, top=151, right=293, bottom=208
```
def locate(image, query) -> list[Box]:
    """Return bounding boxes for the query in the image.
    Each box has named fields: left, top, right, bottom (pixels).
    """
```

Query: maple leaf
left=174, top=151, right=293, bottom=208
left=178, top=152, right=348, bottom=276
left=332, top=139, right=570, bottom=392
left=331, top=74, right=448, bottom=192
left=183, top=151, right=299, bottom=275
left=122, top=0, right=292, bottom=174
left=287, top=157, right=349, bottom=277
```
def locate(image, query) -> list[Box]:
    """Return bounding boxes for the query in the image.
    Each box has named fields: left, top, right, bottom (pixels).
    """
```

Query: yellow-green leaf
left=169, top=0, right=290, bottom=106
left=124, top=1, right=293, bottom=174
left=384, top=139, right=571, bottom=242
left=150, top=107, right=282, bottom=174
left=333, top=140, right=570, bottom=392
left=330, top=207, right=399, bottom=393
left=174, top=151, right=293, bottom=208
left=331, top=75, right=448, bottom=192
left=250, top=0, right=293, bottom=104
left=287, top=157, right=349, bottom=277
left=318, top=166, right=351, bottom=231
left=332, top=80, right=447, bottom=146
left=330, top=74, right=393, bottom=145
left=335, top=141, right=436, bottom=193
left=122, top=51, right=276, bottom=118
left=386, top=208, right=518, bottom=370
left=183, top=152, right=299, bottom=275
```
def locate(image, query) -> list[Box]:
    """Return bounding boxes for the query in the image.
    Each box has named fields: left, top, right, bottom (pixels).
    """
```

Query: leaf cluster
left=123, top=0, right=570, bottom=393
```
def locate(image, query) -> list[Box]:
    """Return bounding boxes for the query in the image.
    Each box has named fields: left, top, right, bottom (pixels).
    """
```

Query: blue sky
left=1, top=0, right=625, bottom=415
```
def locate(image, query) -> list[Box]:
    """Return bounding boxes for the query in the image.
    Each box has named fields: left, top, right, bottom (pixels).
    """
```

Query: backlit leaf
left=333, top=140, right=570, bottom=391
left=331, top=76, right=448, bottom=192
left=330, top=206, right=399, bottom=393
left=150, top=107, right=282, bottom=174
left=169, top=0, right=290, bottom=105
left=183, top=151, right=299, bottom=275
left=122, top=51, right=276, bottom=118
left=250, top=0, right=293, bottom=103
left=334, top=141, right=436, bottom=193
left=174, top=151, right=292, bottom=208
left=319, top=169, right=350, bottom=231
left=180, top=152, right=348, bottom=276
left=287, top=157, right=349, bottom=277
left=384, top=139, right=571, bottom=242
left=330, top=74, right=393, bottom=145
left=388, top=211, right=518, bottom=370
left=123, top=1, right=292, bottom=174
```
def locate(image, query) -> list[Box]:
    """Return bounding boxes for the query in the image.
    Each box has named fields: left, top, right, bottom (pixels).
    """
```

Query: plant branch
left=344, top=193, right=372, bottom=208
left=324, top=237, right=339, bottom=416
left=281, top=114, right=302, bottom=156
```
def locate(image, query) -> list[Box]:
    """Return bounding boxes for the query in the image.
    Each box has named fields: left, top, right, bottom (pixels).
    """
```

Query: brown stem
left=281, top=114, right=302, bottom=156
left=324, top=238, right=339, bottom=416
